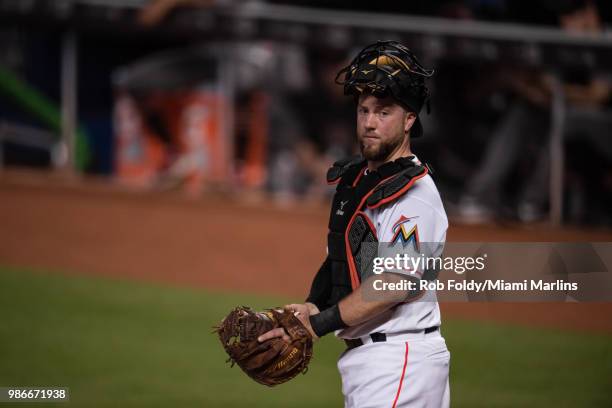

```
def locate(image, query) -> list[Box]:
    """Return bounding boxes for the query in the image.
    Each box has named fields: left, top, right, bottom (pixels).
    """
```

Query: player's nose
left=363, top=113, right=377, bottom=130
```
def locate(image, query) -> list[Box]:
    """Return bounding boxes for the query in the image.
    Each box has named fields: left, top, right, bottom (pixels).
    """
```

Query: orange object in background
left=114, top=92, right=166, bottom=188
left=114, top=90, right=228, bottom=193
left=172, top=91, right=227, bottom=193
left=241, top=91, right=269, bottom=189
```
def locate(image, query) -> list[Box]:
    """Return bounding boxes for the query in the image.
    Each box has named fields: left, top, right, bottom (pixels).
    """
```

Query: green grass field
left=0, top=267, right=610, bottom=407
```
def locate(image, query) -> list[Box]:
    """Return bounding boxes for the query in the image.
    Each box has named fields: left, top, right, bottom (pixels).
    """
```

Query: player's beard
left=359, top=131, right=405, bottom=162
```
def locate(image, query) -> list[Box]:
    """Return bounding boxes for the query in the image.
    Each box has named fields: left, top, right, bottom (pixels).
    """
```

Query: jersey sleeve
left=305, top=257, right=332, bottom=310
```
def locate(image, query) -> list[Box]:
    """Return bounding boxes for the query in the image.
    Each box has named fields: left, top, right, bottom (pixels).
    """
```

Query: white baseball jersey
left=338, top=155, right=448, bottom=339
left=336, top=155, right=450, bottom=408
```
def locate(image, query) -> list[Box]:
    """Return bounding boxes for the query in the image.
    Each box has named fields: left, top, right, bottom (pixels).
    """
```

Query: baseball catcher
left=214, top=306, right=313, bottom=386
left=216, top=40, right=450, bottom=407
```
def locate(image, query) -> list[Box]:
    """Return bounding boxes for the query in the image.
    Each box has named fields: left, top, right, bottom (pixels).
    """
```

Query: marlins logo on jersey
left=390, top=215, right=420, bottom=251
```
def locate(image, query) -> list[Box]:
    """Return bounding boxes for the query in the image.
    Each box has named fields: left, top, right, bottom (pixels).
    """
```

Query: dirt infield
left=1, top=169, right=611, bottom=333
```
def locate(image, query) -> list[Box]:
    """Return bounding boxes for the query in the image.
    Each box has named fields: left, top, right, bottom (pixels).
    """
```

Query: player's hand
left=257, top=327, right=291, bottom=343
left=286, top=302, right=320, bottom=317
left=284, top=303, right=319, bottom=341
left=303, top=302, right=321, bottom=315
left=257, top=303, right=319, bottom=343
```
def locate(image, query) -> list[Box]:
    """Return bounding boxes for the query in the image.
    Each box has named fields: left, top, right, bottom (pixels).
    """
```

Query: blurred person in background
left=267, top=47, right=357, bottom=202
left=456, top=63, right=551, bottom=223
left=274, top=48, right=357, bottom=200
left=293, top=48, right=356, bottom=162
left=138, top=0, right=223, bottom=26
left=459, top=0, right=612, bottom=224
left=114, top=92, right=168, bottom=187
left=247, top=43, right=339, bottom=202
left=553, top=0, right=612, bottom=225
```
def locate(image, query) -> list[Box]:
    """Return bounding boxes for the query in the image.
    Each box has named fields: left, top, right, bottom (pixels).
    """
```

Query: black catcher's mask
left=336, top=41, right=434, bottom=138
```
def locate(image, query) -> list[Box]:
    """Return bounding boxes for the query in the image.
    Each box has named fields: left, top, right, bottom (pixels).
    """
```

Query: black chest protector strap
left=326, top=155, right=366, bottom=185
left=366, top=164, right=429, bottom=209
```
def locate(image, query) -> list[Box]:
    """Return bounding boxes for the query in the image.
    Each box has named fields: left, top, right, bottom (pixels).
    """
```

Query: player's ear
left=404, top=111, right=417, bottom=134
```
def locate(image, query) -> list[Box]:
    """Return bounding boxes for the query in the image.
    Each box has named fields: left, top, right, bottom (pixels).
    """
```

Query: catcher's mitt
left=214, top=306, right=313, bottom=387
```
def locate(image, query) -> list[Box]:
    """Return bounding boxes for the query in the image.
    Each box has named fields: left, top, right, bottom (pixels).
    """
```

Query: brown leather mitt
left=215, top=306, right=313, bottom=386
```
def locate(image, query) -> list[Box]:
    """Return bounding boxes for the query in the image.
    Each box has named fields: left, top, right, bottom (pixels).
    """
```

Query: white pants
left=337, top=331, right=450, bottom=408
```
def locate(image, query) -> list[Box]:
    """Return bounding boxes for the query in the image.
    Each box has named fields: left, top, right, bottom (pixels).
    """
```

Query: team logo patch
left=390, top=215, right=420, bottom=251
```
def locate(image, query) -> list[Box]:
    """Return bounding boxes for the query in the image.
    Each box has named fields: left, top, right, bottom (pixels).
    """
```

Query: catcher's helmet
left=336, top=41, right=434, bottom=138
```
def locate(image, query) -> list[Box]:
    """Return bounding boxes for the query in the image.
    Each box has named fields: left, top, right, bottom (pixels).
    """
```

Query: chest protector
left=324, top=155, right=429, bottom=306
